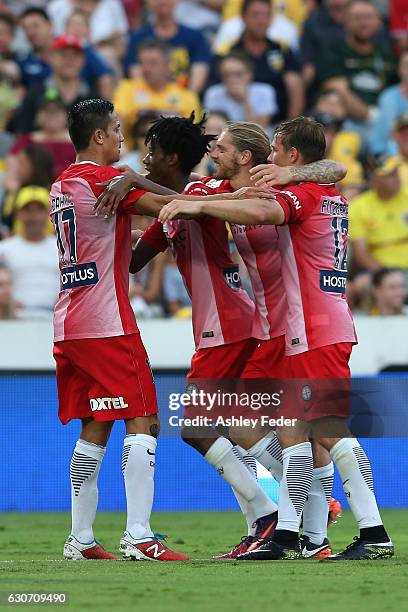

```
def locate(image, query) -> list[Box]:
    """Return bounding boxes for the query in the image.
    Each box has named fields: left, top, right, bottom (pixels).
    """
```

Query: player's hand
left=159, top=200, right=203, bottom=223
left=131, top=229, right=143, bottom=247
left=250, top=163, right=292, bottom=187
left=230, top=186, right=273, bottom=200
left=94, top=174, right=133, bottom=217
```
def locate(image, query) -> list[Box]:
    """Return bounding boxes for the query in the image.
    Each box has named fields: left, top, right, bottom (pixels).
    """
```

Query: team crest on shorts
left=301, top=385, right=313, bottom=402
left=185, top=382, right=199, bottom=397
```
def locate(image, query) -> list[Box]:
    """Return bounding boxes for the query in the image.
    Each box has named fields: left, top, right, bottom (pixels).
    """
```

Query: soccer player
left=99, top=115, right=346, bottom=558
left=51, top=99, right=190, bottom=561
left=127, top=115, right=280, bottom=557
left=160, top=116, right=394, bottom=561
left=191, top=122, right=342, bottom=559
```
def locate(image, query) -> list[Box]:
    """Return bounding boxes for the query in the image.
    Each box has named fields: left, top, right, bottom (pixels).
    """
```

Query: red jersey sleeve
left=89, top=166, right=146, bottom=214
left=88, top=166, right=122, bottom=198
left=273, top=184, right=319, bottom=224
left=141, top=219, right=168, bottom=252
left=118, top=188, right=147, bottom=214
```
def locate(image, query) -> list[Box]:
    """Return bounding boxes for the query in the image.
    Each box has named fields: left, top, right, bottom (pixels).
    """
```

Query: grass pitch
left=0, top=510, right=407, bottom=612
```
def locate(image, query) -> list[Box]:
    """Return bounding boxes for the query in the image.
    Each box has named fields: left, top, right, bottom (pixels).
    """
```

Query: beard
left=213, top=157, right=241, bottom=180
left=350, top=30, right=375, bottom=44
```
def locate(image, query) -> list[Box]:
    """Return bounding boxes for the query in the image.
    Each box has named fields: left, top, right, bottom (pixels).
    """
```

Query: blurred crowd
left=0, top=0, right=407, bottom=321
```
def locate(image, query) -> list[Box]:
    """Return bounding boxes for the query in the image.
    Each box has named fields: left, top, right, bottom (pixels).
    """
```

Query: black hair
left=20, top=143, right=54, bottom=187
left=220, top=50, right=254, bottom=74
left=0, top=13, right=15, bottom=32
left=38, top=88, right=66, bottom=112
left=67, top=98, right=114, bottom=152
left=144, top=112, right=215, bottom=174
left=372, top=268, right=404, bottom=288
left=20, top=7, right=51, bottom=22
left=131, top=111, right=161, bottom=141
left=242, top=0, right=271, bottom=16
left=208, top=110, right=230, bottom=122
left=310, top=111, right=342, bottom=131
left=138, top=38, right=171, bottom=59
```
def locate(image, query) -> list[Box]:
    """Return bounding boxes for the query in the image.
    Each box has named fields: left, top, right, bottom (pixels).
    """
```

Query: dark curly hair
left=144, top=112, right=215, bottom=174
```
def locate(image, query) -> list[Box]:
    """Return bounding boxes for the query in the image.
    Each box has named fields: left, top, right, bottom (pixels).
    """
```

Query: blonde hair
left=223, top=121, right=270, bottom=166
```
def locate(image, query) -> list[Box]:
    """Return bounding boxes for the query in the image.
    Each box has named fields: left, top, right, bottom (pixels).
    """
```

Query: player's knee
left=149, top=420, right=160, bottom=438
left=126, top=415, right=160, bottom=437
left=315, top=436, right=342, bottom=452
left=228, top=426, right=266, bottom=450
left=276, top=422, right=309, bottom=448
left=80, top=419, right=113, bottom=446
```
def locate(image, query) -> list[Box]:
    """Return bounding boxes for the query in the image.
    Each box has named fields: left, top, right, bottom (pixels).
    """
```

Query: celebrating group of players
left=50, top=99, right=394, bottom=562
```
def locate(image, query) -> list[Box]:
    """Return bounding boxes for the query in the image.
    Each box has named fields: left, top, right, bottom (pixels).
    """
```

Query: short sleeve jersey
left=229, top=220, right=287, bottom=341
left=50, top=162, right=145, bottom=342
left=273, top=182, right=357, bottom=355
left=142, top=177, right=255, bottom=350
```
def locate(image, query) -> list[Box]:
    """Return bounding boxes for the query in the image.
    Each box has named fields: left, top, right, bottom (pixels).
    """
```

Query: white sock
left=70, top=439, right=105, bottom=543
left=277, top=441, right=313, bottom=533
left=205, top=438, right=277, bottom=526
left=122, top=434, right=156, bottom=541
left=248, top=433, right=283, bottom=481
left=330, top=438, right=383, bottom=528
left=303, top=462, right=334, bottom=545
left=238, top=446, right=258, bottom=480
left=231, top=446, right=258, bottom=536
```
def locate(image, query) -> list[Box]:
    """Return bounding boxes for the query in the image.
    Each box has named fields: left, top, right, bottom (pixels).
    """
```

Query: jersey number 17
left=52, top=208, right=78, bottom=266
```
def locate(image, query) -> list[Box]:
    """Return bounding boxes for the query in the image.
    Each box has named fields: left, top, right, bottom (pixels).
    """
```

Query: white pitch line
left=0, top=560, right=67, bottom=563
left=0, top=559, right=215, bottom=563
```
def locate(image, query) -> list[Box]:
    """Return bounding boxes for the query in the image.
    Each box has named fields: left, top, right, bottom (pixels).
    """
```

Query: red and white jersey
left=50, top=161, right=145, bottom=342
left=195, top=179, right=286, bottom=341
left=141, top=177, right=255, bottom=350
left=273, top=182, right=357, bottom=355
left=229, top=222, right=287, bottom=340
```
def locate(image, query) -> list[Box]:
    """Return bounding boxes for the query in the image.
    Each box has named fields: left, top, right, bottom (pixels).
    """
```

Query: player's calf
left=180, top=424, right=218, bottom=455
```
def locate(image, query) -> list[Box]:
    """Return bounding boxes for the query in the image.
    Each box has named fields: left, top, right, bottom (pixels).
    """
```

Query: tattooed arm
left=249, top=159, right=347, bottom=188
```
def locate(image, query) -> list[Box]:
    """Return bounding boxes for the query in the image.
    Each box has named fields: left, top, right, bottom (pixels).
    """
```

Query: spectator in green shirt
left=317, top=0, right=396, bottom=144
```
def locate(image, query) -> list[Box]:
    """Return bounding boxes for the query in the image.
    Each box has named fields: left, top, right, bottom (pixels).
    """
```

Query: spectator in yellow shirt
left=349, top=158, right=408, bottom=272
left=113, top=39, right=201, bottom=137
